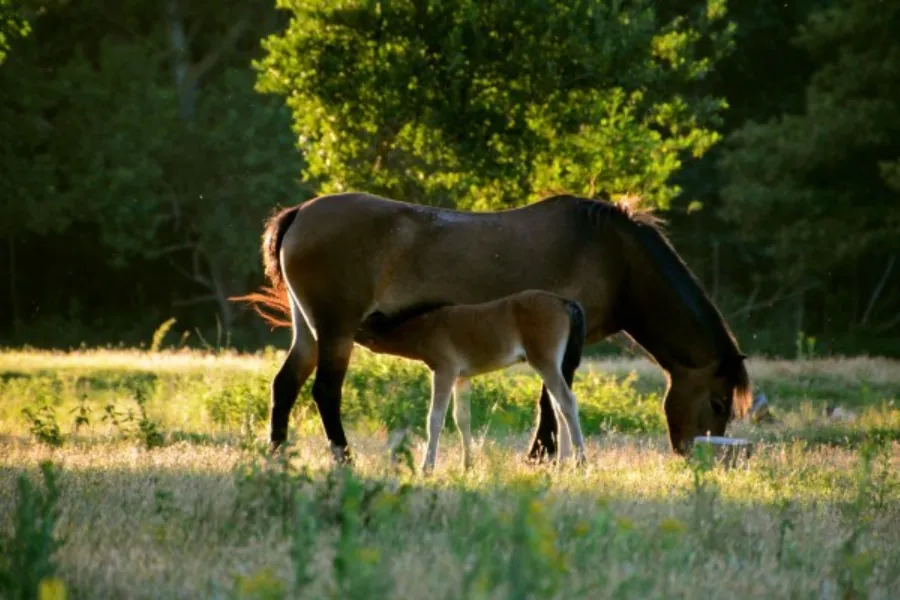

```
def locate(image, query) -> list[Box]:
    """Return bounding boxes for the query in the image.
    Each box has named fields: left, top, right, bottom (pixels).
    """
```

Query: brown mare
left=236, top=192, right=751, bottom=464
left=354, top=290, right=588, bottom=473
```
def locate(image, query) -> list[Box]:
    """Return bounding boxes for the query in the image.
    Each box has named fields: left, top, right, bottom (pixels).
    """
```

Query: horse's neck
left=618, top=236, right=725, bottom=372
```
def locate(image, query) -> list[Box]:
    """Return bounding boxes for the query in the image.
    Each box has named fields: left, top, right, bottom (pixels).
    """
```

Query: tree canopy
left=257, top=0, right=735, bottom=209
left=2, top=0, right=900, bottom=355
left=719, top=0, right=900, bottom=333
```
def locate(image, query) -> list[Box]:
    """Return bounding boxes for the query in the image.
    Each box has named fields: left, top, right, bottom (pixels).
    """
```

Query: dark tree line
left=1, top=0, right=898, bottom=356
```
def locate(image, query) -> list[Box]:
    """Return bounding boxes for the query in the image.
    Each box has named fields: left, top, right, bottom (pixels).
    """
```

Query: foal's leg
left=554, top=403, right=573, bottom=462
left=270, top=295, right=318, bottom=451
left=452, top=377, right=473, bottom=470
left=527, top=386, right=559, bottom=462
left=422, top=368, right=457, bottom=475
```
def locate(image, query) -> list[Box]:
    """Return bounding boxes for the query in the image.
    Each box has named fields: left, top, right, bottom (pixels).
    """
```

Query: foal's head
left=663, top=354, right=751, bottom=455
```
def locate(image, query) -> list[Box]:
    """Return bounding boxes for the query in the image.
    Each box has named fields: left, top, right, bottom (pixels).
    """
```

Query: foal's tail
left=561, top=299, right=587, bottom=380
left=229, top=206, right=299, bottom=329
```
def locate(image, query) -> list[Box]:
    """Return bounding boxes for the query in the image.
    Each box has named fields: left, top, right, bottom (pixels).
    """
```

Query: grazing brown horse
left=354, top=290, right=588, bottom=473
left=236, top=192, right=751, bottom=464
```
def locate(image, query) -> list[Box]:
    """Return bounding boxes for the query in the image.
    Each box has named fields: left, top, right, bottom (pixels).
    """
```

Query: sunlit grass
left=2, top=349, right=900, bottom=598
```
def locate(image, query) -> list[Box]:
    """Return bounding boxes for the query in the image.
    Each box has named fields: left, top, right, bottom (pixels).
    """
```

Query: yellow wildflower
left=359, top=546, right=381, bottom=565
left=573, top=520, right=591, bottom=536
left=38, top=578, right=67, bottom=600
left=659, top=517, right=687, bottom=535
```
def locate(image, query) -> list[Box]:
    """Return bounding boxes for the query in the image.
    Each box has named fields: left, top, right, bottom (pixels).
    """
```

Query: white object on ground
left=693, top=435, right=755, bottom=467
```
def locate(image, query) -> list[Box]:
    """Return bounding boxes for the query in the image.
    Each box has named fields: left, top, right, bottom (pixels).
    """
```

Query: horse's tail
left=261, top=205, right=300, bottom=292
left=229, top=206, right=299, bottom=329
left=561, top=299, right=586, bottom=381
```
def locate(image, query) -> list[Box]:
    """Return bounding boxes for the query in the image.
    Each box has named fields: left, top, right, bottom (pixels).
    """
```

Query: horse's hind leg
left=533, top=365, right=586, bottom=467
left=311, top=327, right=357, bottom=465
left=270, top=296, right=317, bottom=451
left=453, top=377, right=473, bottom=470
left=527, top=386, right=559, bottom=462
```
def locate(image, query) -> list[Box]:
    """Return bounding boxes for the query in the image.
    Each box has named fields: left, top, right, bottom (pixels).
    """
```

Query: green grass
left=2, top=349, right=900, bottom=599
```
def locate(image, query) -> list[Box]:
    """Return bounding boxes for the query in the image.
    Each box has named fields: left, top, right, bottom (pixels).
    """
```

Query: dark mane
left=359, top=301, right=453, bottom=336
left=545, top=192, right=751, bottom=418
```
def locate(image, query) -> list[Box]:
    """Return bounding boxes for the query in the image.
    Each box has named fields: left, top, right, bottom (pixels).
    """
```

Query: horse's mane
left=546, top=192, right=752, bottom=419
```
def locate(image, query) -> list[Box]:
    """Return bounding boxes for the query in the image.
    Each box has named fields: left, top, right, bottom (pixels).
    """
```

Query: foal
left=355, top=290, right=588, bottom=474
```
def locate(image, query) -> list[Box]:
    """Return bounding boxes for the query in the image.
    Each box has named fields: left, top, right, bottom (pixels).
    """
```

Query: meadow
left=2, top=348, right=900, bottom=599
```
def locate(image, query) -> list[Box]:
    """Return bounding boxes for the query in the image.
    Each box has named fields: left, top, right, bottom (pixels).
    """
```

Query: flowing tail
left=229, top=206, right=299, bottom=329
left=561, top=299, right=586, bottom=384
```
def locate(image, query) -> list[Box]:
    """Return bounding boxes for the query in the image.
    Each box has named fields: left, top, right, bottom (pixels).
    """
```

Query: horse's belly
left=457, top=342, right=526, bottom=378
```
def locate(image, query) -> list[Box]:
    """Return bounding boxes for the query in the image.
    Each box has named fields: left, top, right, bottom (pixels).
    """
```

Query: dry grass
left=2, top=433, right=899, bottom=599
left=5, top=347, right=900, bottom=381
left=2, top=350, right=900, bottom=599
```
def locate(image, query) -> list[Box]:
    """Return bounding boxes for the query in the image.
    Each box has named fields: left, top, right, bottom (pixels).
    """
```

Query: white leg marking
left=422, top=369, right=456, bottom=475
left=537, top=362, right=586, bottom=468
left=453, top=377, right=473, bottom=470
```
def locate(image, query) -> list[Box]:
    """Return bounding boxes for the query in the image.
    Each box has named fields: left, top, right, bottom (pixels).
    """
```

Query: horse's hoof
left=331, top=443, right=353, bottom=466
left=525, top=451, right=555, bottom=466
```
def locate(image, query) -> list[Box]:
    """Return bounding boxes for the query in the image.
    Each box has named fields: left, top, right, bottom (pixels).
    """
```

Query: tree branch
left=187, top=14, right=249, bottom=85
left=860, top=254, right=896, bottom=326
left=164, top=250, right=212, bottom=289
left=147, top=242, right=196, bottom=258
left=172, top=294, right=217, bottom=307
left=873, top=311, right=900, bottom=334
left=728, top=281, right=820, bottom=320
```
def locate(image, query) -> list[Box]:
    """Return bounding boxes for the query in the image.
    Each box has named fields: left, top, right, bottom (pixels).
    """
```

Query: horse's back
left=279, top=192, right=622, bottom=336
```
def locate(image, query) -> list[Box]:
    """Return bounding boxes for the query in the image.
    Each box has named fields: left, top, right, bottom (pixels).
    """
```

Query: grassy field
left=2, top=349, right=900, bottom=599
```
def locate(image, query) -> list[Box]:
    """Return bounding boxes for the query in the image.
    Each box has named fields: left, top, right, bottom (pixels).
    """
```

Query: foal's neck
left=359, top=314, right=436, bottom=363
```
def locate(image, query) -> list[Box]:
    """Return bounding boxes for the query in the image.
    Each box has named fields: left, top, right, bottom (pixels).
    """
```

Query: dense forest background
left=1, top=0, right=898, bottom=357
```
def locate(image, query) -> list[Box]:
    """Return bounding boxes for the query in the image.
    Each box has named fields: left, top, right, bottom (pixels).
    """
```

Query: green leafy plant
left=21, top=404, right=63, bottom=448
left=0, top=461, right=64, bottom=600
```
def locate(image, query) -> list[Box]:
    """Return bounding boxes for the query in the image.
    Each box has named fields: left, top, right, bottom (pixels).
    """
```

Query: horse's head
left=663, top=354, right=751, bottom=455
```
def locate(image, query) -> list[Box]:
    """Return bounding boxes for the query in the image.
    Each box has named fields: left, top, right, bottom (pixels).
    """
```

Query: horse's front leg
left=527, top=385, right=558, bottom=462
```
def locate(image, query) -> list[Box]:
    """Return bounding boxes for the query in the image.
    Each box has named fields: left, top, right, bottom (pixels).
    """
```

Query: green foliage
left=0, top=0, right=310, bottom=334
left=0, top=461, right=63, bottom=600
left=257, top=0, right=733, bottom=209
left=0, top=0, right=30, bottom=65
left=21, top=403, right=63, bottom=448
left=133, top=386, right=165, bottom=450
left=719, top=0, right=900, bottom=327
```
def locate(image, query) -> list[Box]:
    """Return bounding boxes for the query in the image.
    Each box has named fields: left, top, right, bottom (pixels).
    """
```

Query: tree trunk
left=711, top=239, right=720, bottom=302
left=204, top=250, right=236, bottom=336
left=166, top=0, right=196, bottom=120
left=8, top=237, right=19, bottom=329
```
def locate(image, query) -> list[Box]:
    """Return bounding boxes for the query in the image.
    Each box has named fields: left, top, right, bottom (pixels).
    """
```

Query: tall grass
left=1, top=350, right=900, bottom=598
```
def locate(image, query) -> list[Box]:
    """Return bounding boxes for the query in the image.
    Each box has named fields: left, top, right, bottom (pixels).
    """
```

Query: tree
left=719, top=0, right=900, bottom=334
left=0, top=0, right=309, bottom=338
left=0, top=0, right=30, bottom=65
left=257, top=0, right=735, bottom=210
